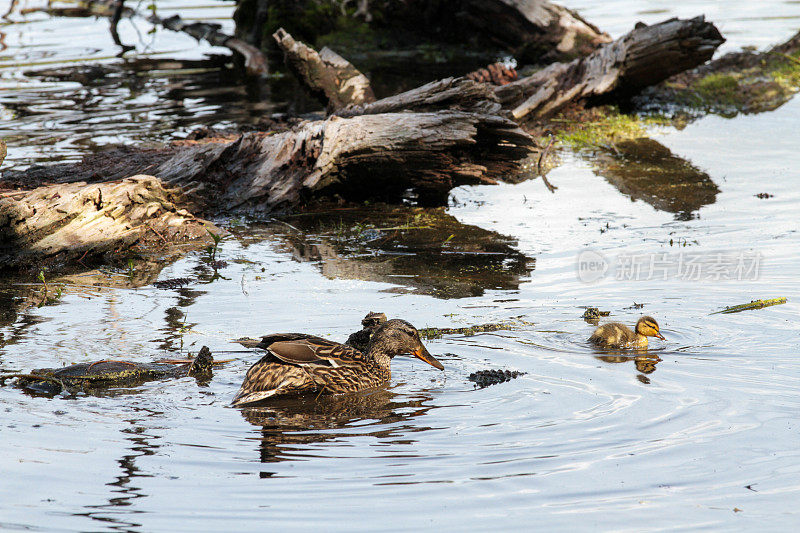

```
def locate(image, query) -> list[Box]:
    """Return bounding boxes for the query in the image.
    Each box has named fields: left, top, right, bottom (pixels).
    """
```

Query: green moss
left=669, top=50, right=800, bottom=115
left=555, top=109, right=668, bottom=151
left=694, top=73, right=742, bottom=105
left=770, top=51, right=800, bottom=90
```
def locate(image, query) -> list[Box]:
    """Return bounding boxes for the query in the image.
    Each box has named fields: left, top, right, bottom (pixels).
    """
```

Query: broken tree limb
left=496, top=16, right=724, bottom=120
left=273, top=28, right=375, bottom=112
left=0, top=176, right=218, bottom=268
left=335, top=77, right=503, bottom=117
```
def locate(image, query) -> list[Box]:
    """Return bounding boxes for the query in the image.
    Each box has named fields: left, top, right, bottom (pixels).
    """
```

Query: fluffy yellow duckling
left=589, top=316, right=665, bottom=349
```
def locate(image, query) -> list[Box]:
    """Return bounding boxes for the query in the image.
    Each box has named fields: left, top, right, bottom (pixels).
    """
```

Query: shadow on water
left=592, top=137, right=720, bottom=220
left=233, top=204, right=536, bottom=299
left=239, top=390, right=435, bottom=472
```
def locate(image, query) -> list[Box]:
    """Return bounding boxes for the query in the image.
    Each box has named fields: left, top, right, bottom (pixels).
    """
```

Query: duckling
left=589, top=316, right=665, bottom=349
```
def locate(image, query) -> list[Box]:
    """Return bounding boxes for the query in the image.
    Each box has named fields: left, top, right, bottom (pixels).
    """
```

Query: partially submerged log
left=273, top=28, right=375, bottom=111
left=0, top=175, right=217, bottom=268
left=496, top=16, right=724, bottom=119
left=154, top=109, right=534, bottom=210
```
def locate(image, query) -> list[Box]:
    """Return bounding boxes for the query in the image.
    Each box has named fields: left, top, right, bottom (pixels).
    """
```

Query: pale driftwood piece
left=0, top=176, right=216, bottom=268
left=457, top=0, right=611, bottom=61
left=496, top=16, right=724, bottom=119
left=335, top=77, right=502, bottom=117
left=273, top=28, right=374, bottom=111
left=155, top=111, right=535, bottom=210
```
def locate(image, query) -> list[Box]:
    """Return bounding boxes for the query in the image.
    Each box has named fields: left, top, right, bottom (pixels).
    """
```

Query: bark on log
left=273, top=28, right=375, bottom=111
left=0, top=176, right=216, bottom=268
left=335, top=77, right=503, bottom=117
left=153, top=109, right=535, bottom=210
left=496, top=16, right=724, bottom=119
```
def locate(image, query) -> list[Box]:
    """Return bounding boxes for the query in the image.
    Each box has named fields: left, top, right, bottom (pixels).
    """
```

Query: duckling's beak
left=655, top=331, right=665, bottom=340
left=412, top=345, right=444, bottom=370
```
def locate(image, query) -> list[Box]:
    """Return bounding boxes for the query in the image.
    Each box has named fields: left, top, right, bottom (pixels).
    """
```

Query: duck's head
left=635, top=316, right=665, bottom=340
left=361, top=311, right=388, bottom=330
left=368, top=319, right=444, bottom=370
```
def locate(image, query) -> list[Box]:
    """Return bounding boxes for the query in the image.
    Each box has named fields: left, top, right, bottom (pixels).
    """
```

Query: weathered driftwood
left=496, top=16, right=724, bottom=119
left=154, top=109, right=534, bottom=210
left=335, top=77, right=503, bottom=117
left=38, top=0, right=268, bottom=76
left=0, top=175, right=216, bottom=268
left=273, top=28, right=374, bottom=111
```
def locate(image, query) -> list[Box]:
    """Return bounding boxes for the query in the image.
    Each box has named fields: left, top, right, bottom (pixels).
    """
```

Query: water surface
left=1, top=1, right=799, bottom=530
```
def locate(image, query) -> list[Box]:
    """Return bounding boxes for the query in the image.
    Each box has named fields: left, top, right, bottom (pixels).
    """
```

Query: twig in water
left=710, top=297, right=787, bottom=315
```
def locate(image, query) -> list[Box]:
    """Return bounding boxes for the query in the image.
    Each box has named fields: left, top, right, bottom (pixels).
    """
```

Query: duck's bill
left=413, top=346, right=444, bottom=370
left=655, top=332, right=666, bottom=340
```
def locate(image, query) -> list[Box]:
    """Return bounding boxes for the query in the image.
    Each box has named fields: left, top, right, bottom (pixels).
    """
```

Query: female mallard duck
left=589, top=316, right=665, bottom=349
left=345, top=311, right=387, bottom=352
left=232, top=319, right=443, bottom=406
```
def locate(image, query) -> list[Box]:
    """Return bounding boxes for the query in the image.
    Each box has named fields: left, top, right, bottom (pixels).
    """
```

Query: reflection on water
left=234, top=204, right=535, bottom=298
left=241, top=390, right=434, bottom=469
left=593, top=137, right=720, bottom=220
left=78, top=418, right=160, bottom=530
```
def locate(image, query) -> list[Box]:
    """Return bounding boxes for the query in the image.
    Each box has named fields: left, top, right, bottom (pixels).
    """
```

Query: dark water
left=1, top=1, right=800, bottom=530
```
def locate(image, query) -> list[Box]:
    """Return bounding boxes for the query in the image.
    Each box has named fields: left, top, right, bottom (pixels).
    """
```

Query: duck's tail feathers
left=231, top=388, right=279, bottom=407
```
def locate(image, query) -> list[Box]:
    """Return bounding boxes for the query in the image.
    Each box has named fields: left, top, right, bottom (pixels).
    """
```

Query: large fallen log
left=495, top=16, right=724, bottom=119
left=0, top=176, right=217, bottom=268
left=154, top=109, right=534, bottom=210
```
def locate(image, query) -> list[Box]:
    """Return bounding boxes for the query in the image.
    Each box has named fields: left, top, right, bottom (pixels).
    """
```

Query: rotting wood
left=153, top=109, right=535, bottom=210
left=335, top=77, right=503, bottom=117
left=0, top=175, right=218, bottom=268
left=495, top=16, right=724, bottom=119
left=273, top=28, right=375, bottom=112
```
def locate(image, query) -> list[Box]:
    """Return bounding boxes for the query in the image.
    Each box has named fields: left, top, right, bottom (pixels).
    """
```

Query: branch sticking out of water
left=710, top=298, right=787, bottom=315
left=418, top=320, right=532, bottom=340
